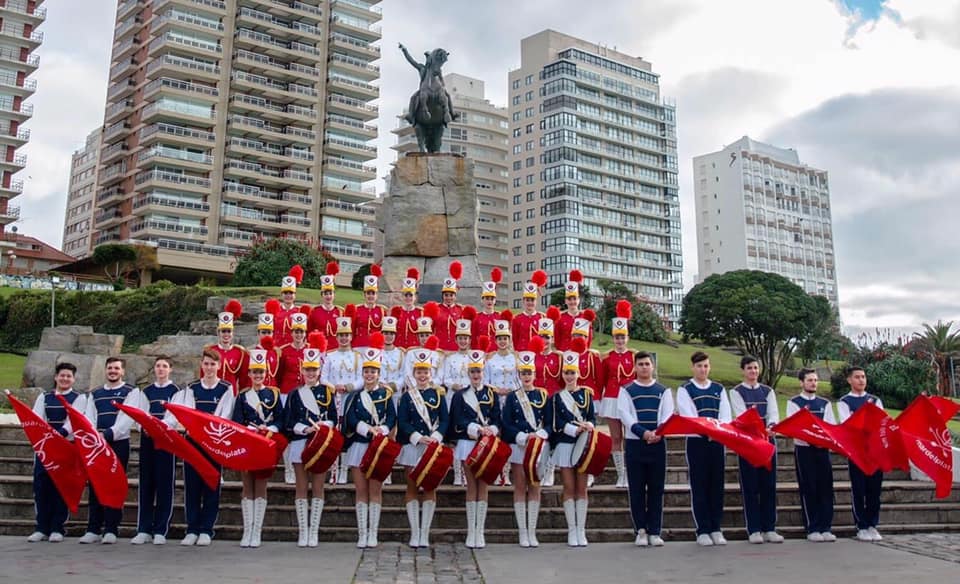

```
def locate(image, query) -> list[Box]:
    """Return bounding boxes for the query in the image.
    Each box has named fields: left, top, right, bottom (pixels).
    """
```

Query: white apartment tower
left=507, top=30, right=682, bottom=326
left=62, top=129, right=101, bottom=258
left=693, top=136, right=838, bottom=304
left=391, top=73, right=510, bottom=288
left=94, top=0, right=381, bottom=281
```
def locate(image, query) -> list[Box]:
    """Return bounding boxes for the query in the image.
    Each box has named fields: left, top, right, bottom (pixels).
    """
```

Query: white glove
left=535, top=429, right=549, bottom=440
left=517, top=432, right=528, bottom=447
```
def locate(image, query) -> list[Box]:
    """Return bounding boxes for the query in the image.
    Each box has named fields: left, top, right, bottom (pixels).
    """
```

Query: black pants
left=33, top=461, right=69, bottom=536
left=86, top=438, right=130, bottom=536
left=184, top=438, right=222, bottom=536
left=738, top=446, right=777, bottom=534
left=795, top=446, right=833, bottom=534
left=625, top=439, right=666, bottom=535
left=686, top=437, right=725, bottom=535
left=137, top=434, right=176, bottom=537
left=849, top=463, right=883, bottom=529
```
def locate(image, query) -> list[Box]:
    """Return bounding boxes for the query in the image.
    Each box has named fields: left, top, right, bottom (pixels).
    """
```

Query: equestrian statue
left=399, top=43, right=459, bottom=153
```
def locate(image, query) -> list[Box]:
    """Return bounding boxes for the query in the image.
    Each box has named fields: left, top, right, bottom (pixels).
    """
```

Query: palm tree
left=913, top=321, right=960, bottom=396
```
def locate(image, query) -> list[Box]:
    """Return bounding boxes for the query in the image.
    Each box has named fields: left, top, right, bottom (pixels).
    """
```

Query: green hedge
left=0, top=281, right=213, bottom=351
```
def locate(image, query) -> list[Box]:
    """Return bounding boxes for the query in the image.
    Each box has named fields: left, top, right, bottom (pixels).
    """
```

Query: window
left=512, top=246, right=521, bottom=256
left=526, top=141, right=534, bottom=151
left=512, top=95, right=521, bottom=105
left=513, top=281, right=523, bottom=292
left=526, top=208, right=535, bottom=219
left=512, top=194, right=521, bottom=204
left=525, top=107, right=534, bottom=118
left=512, top=112, right=521, bottom=122
left=525, top=74, right=533, bottom=85
left=512, top=211, right=521, bottom=221
left=526, top=174, right=534, bottom=184
left=525, top=91, right=533, bottom=101
left=513, top=178, right=521, bottom=187
left=526, top=124, right=534, bottom=134
left=513, top=263, right=522, bottom=273
left=512, top=128, right=521, bottom=138
left=526, top=243, right=535, bottom=253
left=513, top=299, right=522, bottom=309
left=513, top=161, right=522, bottom=171
left=526, top=191, right=535, bottom=202
left=512, top=144, right=522, bottom=154
left=525, top=157, right=535, bottom=168
left=526, top=261, right=535, bottom=271
left=526, top=226, right=535, bottom=236
left=513, top=79, right=520, bottom=89
left=513, top=228, right=521, bottom=238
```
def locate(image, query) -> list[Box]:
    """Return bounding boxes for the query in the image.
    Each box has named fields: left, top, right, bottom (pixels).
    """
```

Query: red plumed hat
left=299, top=305, right=312, bottom=315
left=529, top=336, right=546, bottom=354
left=546, top=305, right=561, bottom=322
left=486, top=337, right=498, bottom=353
left=462, top=306, right=477, bottom=320
left=424, top=335, right=440, bottom=351
left=369, top=332, right=385, bottom=350
left=264, top=298, right=281, bottom=316
left=477, top=335, right=490, bottom=351
left=406, top=267, right=420, bottom=280
left=225, top=299, right=243, bottom=319
left=499, top=309, right=513, bottom=322
left=616, top=300, right=632, bottom=319
left=490, top=267, right=503, bottom=284
left=570, top=337, right=587, bottom=354
left=449, top=261, right=463, bottom=280
left=583, top=309, right=596, bottom=322
left=326, top=262, right=340, bottom=276
left=260, top=335, right=275, bottom=351
left=370, top=264, right=382, bottom=277
left=569, top=269, right=583, bottom=283
left=308, top=332, right=327, bottom=351
left=344, top=304, right=356, bottom=318
left=423, top=301, right=439, bottom=320
left=531, top=269, right=547, bottom=287
left=288, top=265, right=304, bottom=284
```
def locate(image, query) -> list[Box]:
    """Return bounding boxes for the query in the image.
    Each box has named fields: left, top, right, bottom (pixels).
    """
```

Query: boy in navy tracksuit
left=837, top=366, right=884, bottom=542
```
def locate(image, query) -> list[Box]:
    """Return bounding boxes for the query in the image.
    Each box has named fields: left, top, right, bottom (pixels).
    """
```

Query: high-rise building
left=94, top=0, right=381, bottom=281
left=507, top=30, right=683, bottom=326
left=0, top=0, right=44, bottom=251
left=693, top=136, right=838, bottom=304
left=390, top=73, right=510, bottom=288
left=62, top=129, right=101, bottom=259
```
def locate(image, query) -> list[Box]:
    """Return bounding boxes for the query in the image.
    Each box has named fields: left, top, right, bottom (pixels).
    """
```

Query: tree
left=594, top=279, right=667, bottom=343
left=679, top=270, right=833, bottom=387
left=351, top=263, right=372, bottom=290
left=92, top=244, right=138, bottom=289
left=830, top=349, right=936, bottom=408
left=548, top=284, right=594, bottom=311
left=912, top=320, right=960, bottom=395
left=794, top=296, right=842, bottom=365
left=232, top=237, right=336, bottom=288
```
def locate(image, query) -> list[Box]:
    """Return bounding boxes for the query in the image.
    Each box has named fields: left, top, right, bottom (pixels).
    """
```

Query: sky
left=14, top=0, right=960, bottom=340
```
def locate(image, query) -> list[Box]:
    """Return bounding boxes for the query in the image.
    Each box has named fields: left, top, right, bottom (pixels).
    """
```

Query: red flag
left=772, top=408, right=878, bottom=475
left=896, top=396, right=955, bottom=498
left=929, top=396, right=960, bottom=423
left=729, top=407, right=769, bottom=441
left=656, top=412, right=776, bottom=469
left=842, top=402, right=908, bottom=473
left=58, top=395, right=128, bottom=509
left=5, top=392, right=86, bottom=513
left=114, top=402, right=220, bottom=491
left=164, top=403, right=277, bottom=471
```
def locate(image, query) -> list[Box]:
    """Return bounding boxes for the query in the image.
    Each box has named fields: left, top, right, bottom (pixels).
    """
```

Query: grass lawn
left=0, top=352, right=25, bottom=390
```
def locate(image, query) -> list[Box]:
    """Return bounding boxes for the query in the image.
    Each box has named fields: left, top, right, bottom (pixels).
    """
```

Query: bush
left=351, top=263, right=372, bottom=290
left=830, top=351, right=936, bottom=409
left=232, top=237, right=336, bottom=288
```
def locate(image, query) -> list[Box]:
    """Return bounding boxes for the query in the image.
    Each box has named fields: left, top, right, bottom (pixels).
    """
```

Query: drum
left=359, top=432, right=402, bottom=482
left=522, top=435, right=550, bottom=486
left=408, top=440, right=454, bottom=492
left=466, top=435, right=511, bottom=484
left=252, top=428, right=289, bottom=480
left=572, top=429, right=613, bottom=476
left=302, top=424, right=344, bottom=475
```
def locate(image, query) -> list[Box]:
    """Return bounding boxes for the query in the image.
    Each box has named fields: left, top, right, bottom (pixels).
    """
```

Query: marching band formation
left=22, top=262, right=898, bottom=549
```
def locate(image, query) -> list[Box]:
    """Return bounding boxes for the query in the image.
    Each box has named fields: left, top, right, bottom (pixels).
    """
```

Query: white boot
left=420, top=500, right=436, bottom=548
left=328, top=457, right=337, bottom=485
left=367, top=503, right=381, bottom=548
left=336, top=456, right=348, bottom=484
left=406, top=500, right=421, bottom=548
left=514, top=502, right=530, bottom=547
left=355, top=502, right=368, bottom=549
left=308, top=498, right=323, bottom=547
left=295, top=499, right=308, bottom=548
left=476, top=500, right=488, bottom=548
left=543, top=463, right=556, bottom=487
left=465, top=501, right=477, bottom=548
left=283, top=447, right=295, bottom=484
left=575, top=499, right=588, bottom=546
left=251, top=497, right=266, bottom=548
left=563, top=499, right=577, bottom=547
left=527, top=500, right=540, bottom=548
left=613, top=451, right=627, bottom=488
left=240, top=498, right=253, bottom=547
left=454, top=462, right=464, bottom=486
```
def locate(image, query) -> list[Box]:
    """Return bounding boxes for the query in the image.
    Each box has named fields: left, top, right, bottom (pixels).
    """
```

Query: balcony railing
left=134, top=195, right=210, bottom=212
left=0, top=46, right=39, bottom=66
left=223, top=181, right=313, bottom=206
left=329, top=53, right=379, bottom=73
left=1, top=1, right=48, bottom=19
left=140, top=122, right=216, bottom=142
left=145, top=77, right=219, bottom=98
left=328, top=74, right=378, bottom=94
left=326, top=114, right=377, bottom=133
left=332, top=0, right=382, bottom=14
left=321, top=241, right=373, bottom=258
left=327, top=94, right=377, bottom=113
left=147, top=54, right=220, bottom=75
left=324, top=136, right=376, bottom=153
left=320, top=199, right=376, bottom=216
left=132, top=219, right=208, bottom=236
left=324, top=157, right=376, bottom=174
left=135, top=170, right=211, bottom=189
left=331, top=32, right=380, bottom=53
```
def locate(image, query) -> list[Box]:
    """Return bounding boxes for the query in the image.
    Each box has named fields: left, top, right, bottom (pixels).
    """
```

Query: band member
left=343, top=339, right=397, bottom=549
left=231, top=350, right=283, bottom=548
left=350, top=265, right=386, bottom=351
left=676, top=351, right=732, bottom=547
left=472, top=269, right=501, bottom=347
left=277, top=314, right=314, bottom=484
left=27, top=362, right=91, bottom=543
left=252, top=314, right=280, bottom=387
left=308, top=262, right=342, bottom=349
left=380, top=316, right=406, bottom=397
left=283, top=347, right=337, bottom=548
left=787, top=368, right=837, bottom=543
left=551, top=351, right=596, bottom=547
left=172, top=349, right=236, bottom=546
left=486, top=317, right=520, bottom=486
left=78, top=357, right=140, bottom=545
left=438, top=319, right=473, bottom=402
left=837, top=366, right=884, bottom=542
left=512, top=270, right=546, bottom=351
left=273, top=265, right=304, bottom=347
left=323, top=316, right=362, bottom=484
left=449, top=350, right=501, bottom=548
left=435, top=261, right=465, bottom=351
left=729, top=356, right=783, bottom=544
left=205, top=301, right=248, bottom=394
left=501, top=351, right=550, bottom=548
left=402, top=318, right=441, bottom=392
left=131, top=356, right=180, bottom=545
left=398, top=348, right=449, bottom=548
left=570, top=320, right=602, bottom=398
left=600, top=302, right=635, bottom=488
left=391, top=268, right=422, bottom=350
left=618, top=351, right=674, bottom=547
left=555, top=270, right=593, bottom=351
left=533, top=314, right=562, bottom=396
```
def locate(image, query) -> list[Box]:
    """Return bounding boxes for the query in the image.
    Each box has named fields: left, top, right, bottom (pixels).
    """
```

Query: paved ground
left=1, top=536, right=957, bottom=583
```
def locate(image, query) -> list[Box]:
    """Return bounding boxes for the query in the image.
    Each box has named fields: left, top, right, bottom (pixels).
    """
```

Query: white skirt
left=509, top=443, right=525, bottom=465
left=288, top=438, right=307, bottom=464
left=598, top=397, right=620, bottom=419
left=454, top=439, right=476, bottom=462
left=345, top=441, right=368, bottom=468
left=398, top=442, right=426, bottom=467
left=551, top=442, right=575, bottom=468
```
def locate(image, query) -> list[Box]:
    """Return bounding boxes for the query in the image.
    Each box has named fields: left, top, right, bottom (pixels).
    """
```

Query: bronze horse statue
left=400, top=43, right=459, bottom=153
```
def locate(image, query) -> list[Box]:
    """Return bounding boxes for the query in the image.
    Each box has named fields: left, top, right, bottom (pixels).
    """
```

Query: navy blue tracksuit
left=32, top=390, right=84, bottom=536
left=679, top=381, right=728, bottom=536
left=622, top=381, right=669, bottom=536
left=184, top=380, right=232, bottom=537
left=791, top=394, right=835, bottom=535
left=732, top=384, right=778, bottom=535
left=840, top=393, right=884, bottom=530
left=86, top=383, right=136, bottom=536
left=138, top=382, right=180, bottom=537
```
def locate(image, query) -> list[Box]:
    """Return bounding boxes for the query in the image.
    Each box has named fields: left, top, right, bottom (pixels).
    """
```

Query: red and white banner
left=58, top=395, right=128, bottom=509
left=773, top=407, right=878, bottom=474
left=656, top=410, right=776, bottom=470
left=114, top=402, right=220, bottom=490
left=6, top=392, right=86, bottom=513
left=896, top=396, right=957, bottom=499
left=164, top=403, right=278, bottom=471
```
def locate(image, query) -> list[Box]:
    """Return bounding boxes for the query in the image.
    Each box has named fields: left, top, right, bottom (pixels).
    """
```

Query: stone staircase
left=1, top=426, right=957, bottom=543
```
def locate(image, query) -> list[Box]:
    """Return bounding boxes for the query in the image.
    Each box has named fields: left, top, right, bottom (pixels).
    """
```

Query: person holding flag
left=837, top=366, right=885, bottom=542
left=274, top=265, right=304, bottom=347
left=308, top=262, right=342, bottom=350
left=391, top=267, right=423, bottom=350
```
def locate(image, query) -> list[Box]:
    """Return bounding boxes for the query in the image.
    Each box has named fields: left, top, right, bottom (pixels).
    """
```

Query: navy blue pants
left=849, top=463, right=883, bottom=529
left=33, top=461, right=69, bottom=536
left=625, top=439, right=666, bottom=535
left=137, top=435, right=176, bottom=537
left=184, top=439, right=221, bottom=536
left=86, top=438, right=130, bottom=536
left=738, top=446, right=777, bottom=534
left=795, top=446, right=833, bottom=534
left=686, top=437, right=725, bottom=535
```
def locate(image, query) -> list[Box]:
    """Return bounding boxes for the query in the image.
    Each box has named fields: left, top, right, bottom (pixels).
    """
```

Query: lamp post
left=50, top=276, right=60, bottom=328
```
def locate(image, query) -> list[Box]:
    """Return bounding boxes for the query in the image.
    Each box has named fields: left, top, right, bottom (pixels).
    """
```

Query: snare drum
left=301, top=424, right=344, bottom=475
left=522, top=435, right=550, bottom=486
left=251, top=428, right=289, bottom=480
left=408, top=440, right=454, bottom=492
left=572, top=429, right=612, bottom=476
left=466, top=434, right=511, bottom=484
left=359, top=432, right=402, bottom=482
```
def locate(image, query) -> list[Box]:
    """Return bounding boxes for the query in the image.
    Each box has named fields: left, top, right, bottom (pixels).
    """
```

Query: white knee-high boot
left=367, top=503, right=381, bottom=548
left=563, top=499, right=577, bottom=547
left=283, top=447, right=295, bottom=484
left=613, top=451, right=627, bottom=488
left=308, top=498, right=324, bottom=547
left=420, top=500, right=436, bottom=548
left=476, top=500, right=489, bottom=548
left=514, top=502, right=529, bottom=547
left=295, top=499, right=308, bottom=548
left=240, top=498, right=253, bottom=547
left=355, top=502, right=368, bottom=549
left=406, top=500, right=420, bottom=548
left=465, top=501, right=477, bottom=548
left=527, top=500, right=541, bottom=547
left=251, top=497, right=266, bottom=548
left=575, top=498, right=588, bottom=546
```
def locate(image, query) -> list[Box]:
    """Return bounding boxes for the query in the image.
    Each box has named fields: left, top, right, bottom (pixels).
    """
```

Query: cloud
left=887, top=0, right=960, bottom=49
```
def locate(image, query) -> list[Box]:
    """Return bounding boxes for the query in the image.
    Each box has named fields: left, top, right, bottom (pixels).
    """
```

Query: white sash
left=297, top=385, right=321, bottom=420
left=360, top=387, right=382, bottom=426
left=464, top=387, right=487, bottom=426
left=559, top=389, right=584, bottom=424
left=516, top=389, right=538, bottom=430
left=410, top=387, right=438, bottom=432
left=244, top=389, right=265, bottom=423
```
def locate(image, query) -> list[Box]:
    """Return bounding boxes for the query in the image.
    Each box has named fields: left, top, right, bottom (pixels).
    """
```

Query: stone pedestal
left=380, top=153, right=484, bottom=305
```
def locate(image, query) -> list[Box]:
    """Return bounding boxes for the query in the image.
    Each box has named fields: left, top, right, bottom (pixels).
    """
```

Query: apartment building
left=62, top=129, right=101, bottom=258
left=94, top=0, right=381, bottom=281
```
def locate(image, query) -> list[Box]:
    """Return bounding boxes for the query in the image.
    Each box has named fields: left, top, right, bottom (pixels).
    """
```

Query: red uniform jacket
left=393, top=306, right=421, bottom=349
left=308, top=304, right=341, bottom=350
left=205, top=344, right=248, bottom=395
left=471, top=311, right=498, bottom=349
left=253, top=343, right=281, bottom=388
left=578, top=349, right=604, bottom=395
left=555, top=310, right=594, bottom=351
left=435, top=303, right=463, bottom=352
left=352, top=304, right=386, bottom=348
left=274, top=304, right=300, bottom=347
left=535, top=351, right=562, bottom=396
left=601, top=349, right=635, bottom=400
left=511, top=311, right=542, bottom=352
left=277, top=343, right=307, bottom=394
